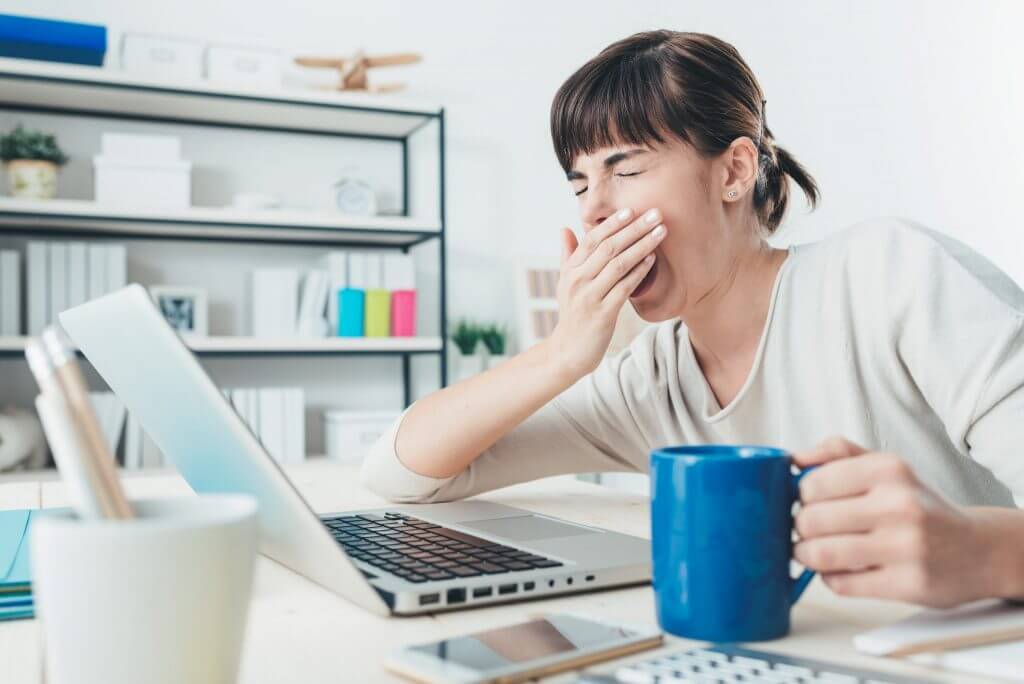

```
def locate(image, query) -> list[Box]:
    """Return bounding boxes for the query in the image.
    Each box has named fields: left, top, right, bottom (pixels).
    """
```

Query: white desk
left=0, top=461, right=1001, bottom=683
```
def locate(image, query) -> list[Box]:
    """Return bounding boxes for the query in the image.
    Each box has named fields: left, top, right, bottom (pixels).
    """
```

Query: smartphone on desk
left=385, top=613, right=662, bottom=684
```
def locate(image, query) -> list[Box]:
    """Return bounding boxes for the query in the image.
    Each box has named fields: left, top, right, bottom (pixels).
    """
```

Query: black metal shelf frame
left=0, top=68, right=449, bottom=406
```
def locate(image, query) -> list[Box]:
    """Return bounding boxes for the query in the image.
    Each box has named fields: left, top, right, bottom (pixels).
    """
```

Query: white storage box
left=205, top=44, right=282, bottom=88
left=324, top=410, right=400, bottom=462
left=93, top=156, right=192, bottom=209
left=100, top=133, right=181, bottom=163
left=121, top=33, right=205, bottom=81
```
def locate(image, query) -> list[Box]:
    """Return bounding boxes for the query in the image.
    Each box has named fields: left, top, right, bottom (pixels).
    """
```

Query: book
left=296, top=270, right=329, bottom=337
left=285, top=388, right=305, bottom=464
left=48, top=242, right=67, bottom=326
left=251, top=269, right=299, bottom=337
left=87, top=244, right=108, bottom=301
left=107, top=244, right=127, bottom=293
left=258, top=388, right=284, bottom=463
left=321, top=252, right=349, bottom=334
left=67, top=242, right=88, bottom=308
left=0, top=250, right=20, bottom=335
left=26, top=242, right=47, bottom=335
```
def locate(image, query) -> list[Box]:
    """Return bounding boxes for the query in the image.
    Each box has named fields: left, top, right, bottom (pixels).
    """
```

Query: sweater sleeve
left=360, top=329, right=667, bottom=503
left=868, top=221, right=1024, bottom=506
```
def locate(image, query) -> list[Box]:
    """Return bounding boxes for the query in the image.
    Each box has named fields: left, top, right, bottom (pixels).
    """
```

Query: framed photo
left=149, top=286, right=208, bottom=337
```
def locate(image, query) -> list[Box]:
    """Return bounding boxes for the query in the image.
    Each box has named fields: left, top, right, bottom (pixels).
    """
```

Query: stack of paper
left=0, top=509, right=35, bottom=621
left=225, top=386, right=305, bottom=464
left=0, top=250, right=20, bottom=335
left=27, top=242, right=127, bottom=335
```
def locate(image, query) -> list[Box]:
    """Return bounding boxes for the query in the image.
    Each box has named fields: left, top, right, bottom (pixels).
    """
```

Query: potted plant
left=451, top=319, right=483, bottom=381
left=1, top=124, right=68, bottom=199
left=480, top=323, right=509, bottom=369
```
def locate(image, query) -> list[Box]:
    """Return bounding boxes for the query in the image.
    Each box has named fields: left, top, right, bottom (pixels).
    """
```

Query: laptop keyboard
left=323, top=512, right=564, bottom=584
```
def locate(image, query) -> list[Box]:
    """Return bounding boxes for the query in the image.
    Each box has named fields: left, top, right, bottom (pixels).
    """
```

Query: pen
left=40, top=328, right=133, bottom=519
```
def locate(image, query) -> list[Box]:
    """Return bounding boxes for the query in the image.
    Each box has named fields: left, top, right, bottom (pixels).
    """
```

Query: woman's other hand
left=793, top=436, right=1019, bottom=608
left=545, top=207, right=666, bottom=379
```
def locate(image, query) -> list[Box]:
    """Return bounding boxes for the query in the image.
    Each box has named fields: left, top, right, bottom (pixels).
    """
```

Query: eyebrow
left=566, top=148, right=649, bottom=181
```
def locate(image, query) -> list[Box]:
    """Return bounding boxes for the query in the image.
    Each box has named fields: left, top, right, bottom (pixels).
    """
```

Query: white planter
left=6, top=160, right=58, bottom=199
left=454, top=351, right=484, bottom=382
left=485, top=353, right=509, bottom=370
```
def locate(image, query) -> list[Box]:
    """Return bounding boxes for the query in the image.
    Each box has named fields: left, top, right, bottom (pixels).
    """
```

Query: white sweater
left=362, top=218, right=1024, bottom=508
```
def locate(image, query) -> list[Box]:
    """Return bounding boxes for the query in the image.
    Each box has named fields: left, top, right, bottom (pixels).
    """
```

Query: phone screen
left=408, top=615, right=638, bottom=672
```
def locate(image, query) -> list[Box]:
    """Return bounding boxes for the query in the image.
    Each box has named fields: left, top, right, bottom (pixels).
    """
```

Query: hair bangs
left=551, top=50, right=686, bottom=174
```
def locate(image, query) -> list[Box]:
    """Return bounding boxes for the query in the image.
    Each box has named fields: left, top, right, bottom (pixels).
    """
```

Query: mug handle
left=790, top=466, right=817, bottom=605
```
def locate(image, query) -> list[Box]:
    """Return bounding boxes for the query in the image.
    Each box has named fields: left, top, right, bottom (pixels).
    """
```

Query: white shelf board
left=0, top=335, right=443, bottom=355
left=0, top=198, right=441, bottom=246
left=0, top=57, right=440, bottom=138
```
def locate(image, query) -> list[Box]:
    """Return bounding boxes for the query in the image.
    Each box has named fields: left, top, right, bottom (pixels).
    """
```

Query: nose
left=578, top=182, right=615, bottom=231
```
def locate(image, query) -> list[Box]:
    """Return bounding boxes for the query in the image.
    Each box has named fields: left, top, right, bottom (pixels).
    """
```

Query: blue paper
left=0, top=14, right=107, bottom=66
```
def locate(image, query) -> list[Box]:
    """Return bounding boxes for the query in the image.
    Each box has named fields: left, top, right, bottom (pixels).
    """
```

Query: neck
left=684, top=242, right=788, bottom=373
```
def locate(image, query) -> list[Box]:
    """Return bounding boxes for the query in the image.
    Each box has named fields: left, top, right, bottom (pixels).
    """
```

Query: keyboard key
left=434, top=528, right=494, bottom=546
left=470, top=562, right=508, bottom=574
left=448, top=566, right=482, bottom=577
left=404, top=573, right=427, bottom=583
left=528, top=560, right=563, bottom=568
left=424, top=570, right=454, bottom=580
left=499, top=561, right=532, bottom=571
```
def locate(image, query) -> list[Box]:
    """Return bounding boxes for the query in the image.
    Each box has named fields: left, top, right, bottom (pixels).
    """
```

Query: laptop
left=59, top=285, right=651, bottom=616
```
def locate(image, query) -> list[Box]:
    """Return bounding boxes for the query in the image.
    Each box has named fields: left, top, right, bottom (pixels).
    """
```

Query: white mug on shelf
left=31, top=494, right=259, bottom=684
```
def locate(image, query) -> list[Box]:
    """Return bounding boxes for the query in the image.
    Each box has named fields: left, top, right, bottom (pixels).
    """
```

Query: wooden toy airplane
left=293, top=51, right=422, bottom=92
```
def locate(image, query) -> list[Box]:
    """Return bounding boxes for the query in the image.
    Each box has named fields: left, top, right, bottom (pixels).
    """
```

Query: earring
left=727, top=190, right=738, bottom=199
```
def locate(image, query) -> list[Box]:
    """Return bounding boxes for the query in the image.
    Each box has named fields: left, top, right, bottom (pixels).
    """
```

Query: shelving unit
left=0, top=57, right=449, bottom=409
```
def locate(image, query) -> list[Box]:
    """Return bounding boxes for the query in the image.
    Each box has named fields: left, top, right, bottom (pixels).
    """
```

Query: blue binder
left=0, top=509, right=35, bottom=621
left=0, top=14, right=107, bottom=66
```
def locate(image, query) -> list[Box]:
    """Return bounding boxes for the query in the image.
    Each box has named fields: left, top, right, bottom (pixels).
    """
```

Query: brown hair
left=550, top=30, right=819, bottom=234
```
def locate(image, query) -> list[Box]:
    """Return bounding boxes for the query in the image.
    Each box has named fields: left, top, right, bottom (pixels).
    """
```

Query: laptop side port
left=446, top=588, right=466, bottom=604
left=419, top=593, right=440, bottom=606
left=472, top=586, right=493, bottom=598
left=523, top=581, right=535, bottom=591
left=498, top=583, right=517, bottom=595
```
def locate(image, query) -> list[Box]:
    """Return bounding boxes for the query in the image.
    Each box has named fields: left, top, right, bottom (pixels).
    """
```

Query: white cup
left=31, top=494, right=259, bottom=684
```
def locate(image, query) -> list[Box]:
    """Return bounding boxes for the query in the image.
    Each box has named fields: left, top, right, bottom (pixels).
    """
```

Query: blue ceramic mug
left=650, top=445, right=815, bottom=642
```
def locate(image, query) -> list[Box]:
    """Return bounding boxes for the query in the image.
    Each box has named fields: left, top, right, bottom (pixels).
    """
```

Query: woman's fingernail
left=652, top=224, right=666, bottom=238
left=645, top=209, right=660, bottom=224
left=644, top=254, right=655, bottom=263
left=617, top=208, right=633, bottom=221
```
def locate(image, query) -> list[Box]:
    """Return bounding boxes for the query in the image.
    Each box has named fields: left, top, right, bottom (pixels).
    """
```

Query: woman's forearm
left=974, top=506, right=1024, bottom=600
left=394, top=338, right=580, bottom=479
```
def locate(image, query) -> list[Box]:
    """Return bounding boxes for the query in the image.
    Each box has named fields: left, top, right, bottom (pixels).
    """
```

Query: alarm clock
left=331, top=177, right=377, bottom=217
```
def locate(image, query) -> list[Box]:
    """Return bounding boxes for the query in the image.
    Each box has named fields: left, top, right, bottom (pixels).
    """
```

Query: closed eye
left=573, top=171, right=644, bottom=197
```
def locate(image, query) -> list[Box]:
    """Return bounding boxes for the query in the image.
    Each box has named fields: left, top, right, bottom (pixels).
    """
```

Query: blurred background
left=1, top=1, right=1022, bottom=475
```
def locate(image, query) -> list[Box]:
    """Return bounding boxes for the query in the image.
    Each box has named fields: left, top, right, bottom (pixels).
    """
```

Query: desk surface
left=0, top=461, right=1001, bottom=683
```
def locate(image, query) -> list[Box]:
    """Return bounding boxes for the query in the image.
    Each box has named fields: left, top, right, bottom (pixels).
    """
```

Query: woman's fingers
left=566, top=207, right=637, bottom=268
left=796, top=495, right=878, bottom=538
left=560, top=227, right=579, bottom=267
left=603, top=253, right=656, bottom=306
left=794, top=533, right=889, bottom=573
left=576, top=208, right=663, bottom=279
left=592, top=222, right=666, bottom=298
left=800, top=451, right=918, bottom=504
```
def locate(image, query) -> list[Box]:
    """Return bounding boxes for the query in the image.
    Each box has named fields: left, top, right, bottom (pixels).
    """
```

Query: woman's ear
left=721, top=136, right=759, bottom=203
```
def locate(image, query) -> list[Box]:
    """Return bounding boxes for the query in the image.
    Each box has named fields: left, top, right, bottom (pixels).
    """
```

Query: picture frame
left=149, top=285, right=209, bottom=337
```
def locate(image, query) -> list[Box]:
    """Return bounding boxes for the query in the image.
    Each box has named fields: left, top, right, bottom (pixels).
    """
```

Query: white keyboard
left=576, top=644, right=930, bottom=684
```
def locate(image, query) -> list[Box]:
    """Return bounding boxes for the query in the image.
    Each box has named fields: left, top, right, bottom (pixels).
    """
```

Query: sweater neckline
left=681, top=245, right=797, bottom=423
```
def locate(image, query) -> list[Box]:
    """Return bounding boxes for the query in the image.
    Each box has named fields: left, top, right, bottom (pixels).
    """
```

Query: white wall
left=3, top=0, right=1024, bottom=459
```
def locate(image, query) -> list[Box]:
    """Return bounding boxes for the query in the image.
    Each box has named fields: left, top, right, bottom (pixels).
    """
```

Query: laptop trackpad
left=460, top=515, right=597, bottom=542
